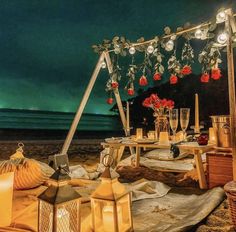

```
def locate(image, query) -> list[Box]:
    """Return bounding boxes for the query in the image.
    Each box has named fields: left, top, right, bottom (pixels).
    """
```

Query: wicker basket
left=224, top=181, right=236, bottom=228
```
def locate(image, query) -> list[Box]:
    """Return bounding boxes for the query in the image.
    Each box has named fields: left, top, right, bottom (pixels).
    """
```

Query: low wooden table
left=101, top=140, right=214, bottom=189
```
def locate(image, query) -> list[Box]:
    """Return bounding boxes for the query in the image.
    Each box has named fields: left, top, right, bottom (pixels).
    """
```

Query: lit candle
left=159, top=132, right=169, bottom=145
left=136, top=128, right=143, bottom=139
left=57, top=208, right=70, bottom=232
left=147, top=131, right=155, bottom=140
left=0, top=172, right=14, bottom=227
left=126, top=102, right=130, bottom=136
left=103, top=206, right=115, bottom=232
left=209, top=127, right=217, bottom=144
left=195, top=93, right=200, bottom=134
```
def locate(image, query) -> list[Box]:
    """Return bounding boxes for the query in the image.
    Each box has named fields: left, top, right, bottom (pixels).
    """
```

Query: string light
left=129, top=46, right=136, bottom=55
left=165, top=39, right=174, bottom=51
left=195, top=29, right=203, bottom=39
left=147, top=45, right=154, bottom=54
left=114, top=44, right=120, bottom=54
left=216, top=10, right=227, bottom=24
left=217, top=32, right=228, bottom=44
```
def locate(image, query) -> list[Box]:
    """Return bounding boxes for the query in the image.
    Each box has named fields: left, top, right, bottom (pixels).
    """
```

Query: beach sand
left=0, top=139, right=234, bottom=231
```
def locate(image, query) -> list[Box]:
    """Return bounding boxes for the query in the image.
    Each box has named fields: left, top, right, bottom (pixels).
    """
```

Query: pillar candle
left=103, top=206, right=115, bottom=232
left=209, top=127, right=217, bottom=144
left=195, top=93, right=200, bottom=133
left=136, top=128, right=143, bottom=139
left=126, top=102, right=130, bottom=136
left=159, top=132, right=170, bottom=145
left=57, top=208, right=70, bottom=232
left=0, top=172, right=14, bottom=227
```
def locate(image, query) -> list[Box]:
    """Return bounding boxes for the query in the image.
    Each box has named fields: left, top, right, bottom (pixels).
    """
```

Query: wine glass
left=180, top=108, right=190, bottom=140
left=169, top=109, right=178, bottom=142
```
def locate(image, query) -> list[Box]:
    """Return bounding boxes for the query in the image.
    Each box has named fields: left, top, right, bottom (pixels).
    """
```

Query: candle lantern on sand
left=91, top=155, right=133, bottom=232
left=38, top=167, right=82, bottom=232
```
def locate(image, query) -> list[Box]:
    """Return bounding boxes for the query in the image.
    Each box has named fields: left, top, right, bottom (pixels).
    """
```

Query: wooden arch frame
left=61, top=8, right=236, bottom=179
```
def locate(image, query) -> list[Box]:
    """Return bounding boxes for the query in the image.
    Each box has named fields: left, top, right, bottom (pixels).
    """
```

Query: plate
left=135, top=139, right=157, bottom=144
left=105, top=137, right=122, bottom=144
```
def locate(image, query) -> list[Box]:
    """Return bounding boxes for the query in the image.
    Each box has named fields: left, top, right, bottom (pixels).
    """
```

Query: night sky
left=0, top=0, right=234, bottom=114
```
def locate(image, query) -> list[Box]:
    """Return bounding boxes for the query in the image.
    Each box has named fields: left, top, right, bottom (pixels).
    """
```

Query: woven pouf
left=224, top=181, right=236, bottom=228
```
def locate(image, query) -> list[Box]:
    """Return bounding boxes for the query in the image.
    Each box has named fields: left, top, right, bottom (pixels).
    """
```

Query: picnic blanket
left=0, top=179, right=225, bottom=232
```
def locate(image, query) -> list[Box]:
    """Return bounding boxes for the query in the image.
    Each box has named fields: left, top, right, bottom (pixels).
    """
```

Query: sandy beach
left=0, top=138, right=234, bottom=231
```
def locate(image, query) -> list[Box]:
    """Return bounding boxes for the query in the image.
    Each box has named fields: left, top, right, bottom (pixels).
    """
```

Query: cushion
left=0, top=157, right=54, bottom=190
left=144, top=149, right=190, bottom=161
left=0, top=172, right=14, bottom=226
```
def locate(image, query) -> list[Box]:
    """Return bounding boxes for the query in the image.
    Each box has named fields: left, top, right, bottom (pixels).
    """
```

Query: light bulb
left=216, top=10, right=227, bottom=24
left=195, top=29, right=203, bottom=39
left=114, top=44, right=120, bottom=54
left=147, top=45, right=154, bottom=54
left=217, top=32, right=228, bottom=44
left=129, top=46, right=136, bottom=55
left=101, top=61, right=106, bottom=69
left=165, top=39, right=174, bottom=51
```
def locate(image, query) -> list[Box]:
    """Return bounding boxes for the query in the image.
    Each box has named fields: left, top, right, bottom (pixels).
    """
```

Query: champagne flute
left=169, top=109, right=178, bottom=142
left=180, top=108, right=190, bottom=141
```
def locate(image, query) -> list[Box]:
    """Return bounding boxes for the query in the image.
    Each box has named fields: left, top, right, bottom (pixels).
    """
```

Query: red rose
left=106, top=98, right=113, bottom=105
left=181, top=65, right=192, bottom=75
left=166, top=100, right=174, bottom=109
left=161, top=98, right=168, bottom=107
left=111, top=81, right=119, bottom=88
left=211, top=68, right=222, bottom=80
left=139, top=75, right=148, bottom=86
left=142, top=98, right=152, bottom=107
left=170, top=75, right=178, bottom=84
left=153, top=72, right=161, bottom=81
left=127, top=88, right=135, bottom=96
left=153, top=102, right=161, bottom=109
left=150, top=94, right=159, bottom=103
left=200, top=73, right=209, bottom=83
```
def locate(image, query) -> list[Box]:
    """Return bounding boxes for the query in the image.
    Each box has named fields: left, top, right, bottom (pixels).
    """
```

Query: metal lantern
left=91, top=155, right=133, bottom=232
left=38, top=167, right=81, bottom=232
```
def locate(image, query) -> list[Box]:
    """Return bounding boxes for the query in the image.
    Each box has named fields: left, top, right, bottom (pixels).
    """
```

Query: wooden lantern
left=38, top=167, right=81, bottom=232
left=91, top=155, right=133, bottom=232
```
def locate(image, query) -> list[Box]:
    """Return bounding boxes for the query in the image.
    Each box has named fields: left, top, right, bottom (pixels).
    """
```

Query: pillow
left=144, top=149, right=190, bottom=161
left=0, top=172, right=14, bottom=226
left=0, top=157, right=54, bottom=190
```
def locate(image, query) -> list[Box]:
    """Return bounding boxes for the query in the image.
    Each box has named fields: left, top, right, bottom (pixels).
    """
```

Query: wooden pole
left=61, top=52, right=105, bottom=155
left=104, top=52, right=128, bottom=136
left=225, top=9, right=236, bottom=180
left=107, top=13, right=236, bottom=53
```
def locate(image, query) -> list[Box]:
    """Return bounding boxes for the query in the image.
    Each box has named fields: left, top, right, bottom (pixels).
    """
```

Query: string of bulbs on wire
left=91, top=9, right=236, bottom=104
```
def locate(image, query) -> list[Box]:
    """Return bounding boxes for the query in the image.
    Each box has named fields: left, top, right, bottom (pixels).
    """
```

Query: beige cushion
left=0, top=158, right=54, bottom=190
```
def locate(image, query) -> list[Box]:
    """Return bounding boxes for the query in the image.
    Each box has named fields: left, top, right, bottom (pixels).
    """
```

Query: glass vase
left=154, top=113, right=169, bottom=140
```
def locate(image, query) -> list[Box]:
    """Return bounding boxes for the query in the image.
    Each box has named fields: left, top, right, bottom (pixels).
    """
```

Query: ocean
left=0, top=109, right=122, bottom=131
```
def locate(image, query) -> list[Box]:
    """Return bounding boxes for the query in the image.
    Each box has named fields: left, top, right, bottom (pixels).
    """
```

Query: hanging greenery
left=93, top=8, right=232, bottom=103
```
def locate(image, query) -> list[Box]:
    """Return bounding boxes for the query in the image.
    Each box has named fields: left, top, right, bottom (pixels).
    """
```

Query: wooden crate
left=206, top=150, right=233, bottom=188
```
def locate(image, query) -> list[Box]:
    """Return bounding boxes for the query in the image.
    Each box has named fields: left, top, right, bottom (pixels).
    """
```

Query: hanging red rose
left=127, top=88, right=135, bottom=96
left=181, top=65, right=192, bottom=75
left=211, top=68, right=222, bottom=80
left=106, top=98, right=113, bottom=105
left=170, top=74, right=178, bottom=84
left=139, top=75, right=148, bottom=86
left=111, top=81, right=119, bottom=88
left=153, top=72, right=161, bottom=81
left=200, top=73, right=210, bottom=83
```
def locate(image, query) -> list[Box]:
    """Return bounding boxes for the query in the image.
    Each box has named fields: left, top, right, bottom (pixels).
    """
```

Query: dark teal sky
left=0, top=0, right=234, bottom=114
